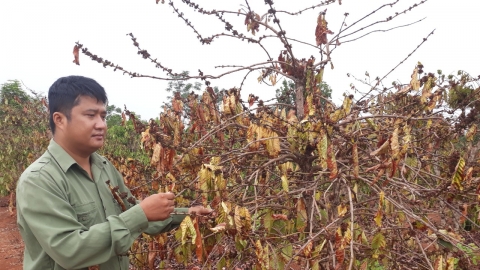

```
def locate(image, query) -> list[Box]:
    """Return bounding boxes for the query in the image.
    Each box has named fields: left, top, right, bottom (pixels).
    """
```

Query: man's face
left=64, top=95, right=107, bottom=153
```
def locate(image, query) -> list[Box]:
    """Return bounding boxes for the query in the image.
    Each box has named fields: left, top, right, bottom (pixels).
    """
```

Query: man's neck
left=53, top=137, right=91, bottom=171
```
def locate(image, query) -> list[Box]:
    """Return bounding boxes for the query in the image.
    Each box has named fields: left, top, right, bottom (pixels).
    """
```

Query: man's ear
left=52, top=112, right=67, bottom=132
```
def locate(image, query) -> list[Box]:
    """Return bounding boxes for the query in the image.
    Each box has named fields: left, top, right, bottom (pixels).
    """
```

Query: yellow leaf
left=366, top=118, right=378, bottom=131
left=186, top=216, right=196, bottom=244
left=180, top=217, right=188, bottom=245
left=304, top=241, right=313, bottom=258
left=257, top=71, right=265, bottom=83
left=255, top=240, right=263, bottom=261
left=402, top=124, right=411, bottom=154
left=180, top=216, right=196, bottom=245
left=446, top=257, right=456, bottom=270
left=315, top=68, right=324, bottom=84
left=342, top=94, right=352, bottom=115
left=434, top=255, right=443, bottom=270
left=266, top=130, right=280, bottom=158
left=426, top=119, right=433, bottom=129
left=466, top=124, right=477, bottom=142
left=150, top=143, right=162, bottom=165
left=391, top=128, right=399, bottom=159
left=269, top=74, right=277, bottom=86
left=281, top=175, right=289, bottom=192
left=379, top=191, right=385, bottom=207
left=410, top=67, right=420, bottom=90
left=337, top=203, right=348, bottom=217
left=317, top=130, right=328, bottom=170
left=222, top=95, right=231, bottom=115
left=221, top=201, right=230, bottom=215
left=374, top=209, right=382, bottom=227
left=421, top=76, right=436, bottom=104
left=306, top=94, right=314, bottom=116
left=452, top=157, right=465, bottom=191
left=234, top=206, right=242, bottom=232
left=313, top=239, right=327, bottom=255
left=242, top=207, right=252, bottom=232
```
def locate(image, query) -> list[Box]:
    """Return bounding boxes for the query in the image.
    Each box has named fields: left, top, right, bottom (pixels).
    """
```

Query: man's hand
left=139, top=192, right=175, bottom=221
left=188, top=205, right=213, bottom=216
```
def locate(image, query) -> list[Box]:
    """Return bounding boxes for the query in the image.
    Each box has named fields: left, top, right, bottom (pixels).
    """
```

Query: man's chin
left=90, top=138, right=105, bottom=150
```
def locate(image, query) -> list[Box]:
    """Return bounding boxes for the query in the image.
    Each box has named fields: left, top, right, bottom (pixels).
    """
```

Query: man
left=16, top=76, right=210, bottom=269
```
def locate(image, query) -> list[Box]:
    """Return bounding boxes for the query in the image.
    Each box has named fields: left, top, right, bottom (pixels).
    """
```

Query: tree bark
left=295, top=81, right=305, bottom=120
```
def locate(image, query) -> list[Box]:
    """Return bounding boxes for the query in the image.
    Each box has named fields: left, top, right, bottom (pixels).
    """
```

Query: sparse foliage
left=6, top=0, right=479, bottom=269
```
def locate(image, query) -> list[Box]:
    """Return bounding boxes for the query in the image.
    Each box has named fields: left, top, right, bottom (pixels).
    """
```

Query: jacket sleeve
left=110, top=164, right=187, bottom=235
left=17, top=169, right=149, bottom=269
left=144, top=208, right=187, bottom=235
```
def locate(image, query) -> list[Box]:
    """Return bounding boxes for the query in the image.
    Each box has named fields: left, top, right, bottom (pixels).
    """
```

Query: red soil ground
left=0, top=197, right=23, bottom=270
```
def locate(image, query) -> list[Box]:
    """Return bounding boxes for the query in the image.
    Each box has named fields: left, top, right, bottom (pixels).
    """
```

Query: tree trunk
left=295, top=81, right=305, bottom=120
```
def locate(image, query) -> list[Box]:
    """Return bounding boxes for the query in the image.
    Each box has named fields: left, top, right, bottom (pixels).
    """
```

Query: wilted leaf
left=391, top=128, right=399, bottom=160
left=452, top=157, right=465, bottom=191
left=255, top=240, right=263, bottom=262
left=421, top=76, right=436, bottom=104
left=315, top=13, right=333, bottom=46
left=446, top=257, right=456, bottom=270
left=374, top=209, right=382, bottom=227
left=327, top=142, right=338, bottom=179
left=465, top=167, right=473, bottom=186
left=466, top=124, right=477, bottom=142
left=73, top=45, right=80, bottom=65
left=402, top=124, right=411, bottom=154
left=296, top=198, right=307, bottom=232
left=352, top=142, right=359, bottom=178
left=281, top=175, right=289, bottom=192
left=370, top=138, right=390, bottom=156
left=342, top=94, right=353, bottom=115
left=193, top=217, right=203, bottom=262
left=306, top=94, right=315, bottom=116
left=371, top=232, right=386, bottom=249
left=434, top=255, right=443, bottom=270
left=234, top=206, right=242, bottom=233
left=337, top=203, right=348, bottom=217
left=272, top=214, right=289, bottom=221
left=410, top=67, right=420, bottom=90
left=317, top=130, right=328, bottom=170
left=209, top=222, right=226, bottom=233
left=303, top=241, right=313, bottom=258
left=269, top=74, right=277, bottom=86
left=359, top=261, right=368, bottom=270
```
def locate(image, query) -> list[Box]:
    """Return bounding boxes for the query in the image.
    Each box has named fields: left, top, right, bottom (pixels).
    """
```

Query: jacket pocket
left=73, top=201, right=98, bottom=229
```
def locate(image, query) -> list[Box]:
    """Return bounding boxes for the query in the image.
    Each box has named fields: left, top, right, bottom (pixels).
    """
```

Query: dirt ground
left=0, top=197, right=23, bottom=270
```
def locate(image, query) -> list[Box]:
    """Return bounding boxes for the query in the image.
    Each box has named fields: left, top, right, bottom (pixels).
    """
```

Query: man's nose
left=95, top=116, right=107, bottom=129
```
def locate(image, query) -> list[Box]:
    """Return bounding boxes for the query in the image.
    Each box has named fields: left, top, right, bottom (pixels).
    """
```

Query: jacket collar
left=47, top=139, right=107, bottom=172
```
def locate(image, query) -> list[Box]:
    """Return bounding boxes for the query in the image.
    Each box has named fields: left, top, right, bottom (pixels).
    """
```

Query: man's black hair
left=48, top=76, right=108, bottom=134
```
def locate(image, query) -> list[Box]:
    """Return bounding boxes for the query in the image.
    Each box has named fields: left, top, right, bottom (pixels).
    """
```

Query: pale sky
left=1, top=0, right=479, bottom=119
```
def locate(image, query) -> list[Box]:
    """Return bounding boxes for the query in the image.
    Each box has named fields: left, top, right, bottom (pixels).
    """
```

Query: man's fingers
left=164, top=192, right=175, bottom=200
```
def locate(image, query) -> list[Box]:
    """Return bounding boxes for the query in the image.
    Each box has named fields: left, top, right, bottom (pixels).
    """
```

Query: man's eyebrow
left=84, top=108, right=107, bottom=114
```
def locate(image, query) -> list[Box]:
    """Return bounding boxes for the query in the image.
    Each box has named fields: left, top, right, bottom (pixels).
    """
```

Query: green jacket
left=16, top=140, right=187, bottom=269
